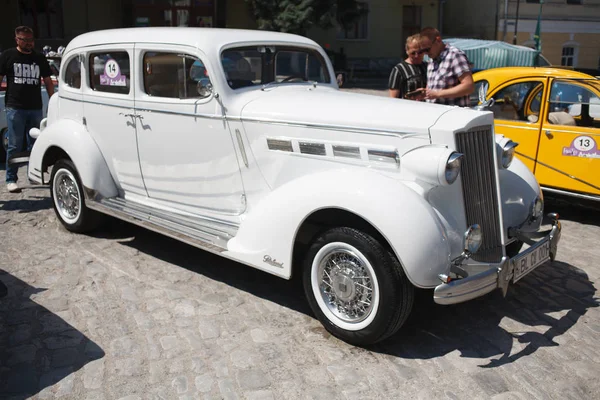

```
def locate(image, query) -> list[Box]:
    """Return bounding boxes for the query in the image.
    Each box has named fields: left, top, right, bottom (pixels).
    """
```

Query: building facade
left=0, top=0, right=442, bottom=77
left=443, top=0, right=600, bottom=72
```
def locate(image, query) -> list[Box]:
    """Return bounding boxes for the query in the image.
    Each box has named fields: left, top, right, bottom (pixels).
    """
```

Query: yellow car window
left=549, top=80, right=600, bottom=128
left=489, top=81, right=544, bottom=122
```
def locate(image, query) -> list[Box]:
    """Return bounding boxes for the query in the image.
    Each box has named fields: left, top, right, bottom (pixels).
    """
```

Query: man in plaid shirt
left=419, top=27, right=474, bottom=106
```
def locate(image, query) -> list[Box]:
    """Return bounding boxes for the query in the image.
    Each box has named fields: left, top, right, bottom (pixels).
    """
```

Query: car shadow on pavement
left=0, top=270, right=105, bottom=400
left=95, top=218, right=597, bottom=368
left=0, top=196, right=52, bottom=213
left=91, top=218, right=311, bottom=314
left=372, top=259, right=598, bottom=368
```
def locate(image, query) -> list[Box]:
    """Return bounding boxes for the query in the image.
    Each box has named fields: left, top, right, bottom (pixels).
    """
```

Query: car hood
left=239, top=86, right=454, bottom=137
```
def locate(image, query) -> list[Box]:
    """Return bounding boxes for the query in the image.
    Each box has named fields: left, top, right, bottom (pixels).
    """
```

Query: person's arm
left=388, top=66, right=403, bottom=98
left=426, top=72, right=474, bottom=100
left=43, top=76, right=55, bottom=97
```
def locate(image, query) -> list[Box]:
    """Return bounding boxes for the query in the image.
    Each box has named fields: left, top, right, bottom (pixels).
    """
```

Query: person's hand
left=405, top=88, right=426, bottom=101
left=425, top=89, right=442, bottom=100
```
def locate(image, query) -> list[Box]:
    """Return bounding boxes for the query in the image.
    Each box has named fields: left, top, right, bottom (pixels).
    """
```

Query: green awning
left=443, top=38, right=547, bottom=70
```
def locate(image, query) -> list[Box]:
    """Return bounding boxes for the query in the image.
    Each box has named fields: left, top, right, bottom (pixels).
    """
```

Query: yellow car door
left=486, top=78, right=547, bottom=171
left=536, top=78, right=600, bottom=197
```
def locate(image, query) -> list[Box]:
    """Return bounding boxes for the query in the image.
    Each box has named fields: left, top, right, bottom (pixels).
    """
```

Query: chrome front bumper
left=433, top=217, right=562, bottom=305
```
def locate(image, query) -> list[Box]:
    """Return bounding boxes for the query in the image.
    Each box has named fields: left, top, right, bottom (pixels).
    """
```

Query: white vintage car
left=26, top=28, right=561, bottom=345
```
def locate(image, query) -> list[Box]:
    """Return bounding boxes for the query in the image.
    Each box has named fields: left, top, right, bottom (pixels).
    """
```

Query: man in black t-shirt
left=388, top=34, right=427, bottom=100
left=0, top=26, right=54, bottom=193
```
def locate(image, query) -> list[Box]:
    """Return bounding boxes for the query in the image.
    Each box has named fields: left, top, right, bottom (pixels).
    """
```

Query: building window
left=566, top=0, right=582, bottom=5
left=337, top=2, right=369, bottom=40
left=402, top=5, right=422, bottom=46
left=133, top=0, right=214, bottom=27
left=18, top=0, right=63, bottom=39
left=561, top=46, right=577, bottom=67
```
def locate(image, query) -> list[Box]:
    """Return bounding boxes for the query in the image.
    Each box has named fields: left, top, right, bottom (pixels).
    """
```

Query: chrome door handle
left=545, top=130, right=553, bottom=138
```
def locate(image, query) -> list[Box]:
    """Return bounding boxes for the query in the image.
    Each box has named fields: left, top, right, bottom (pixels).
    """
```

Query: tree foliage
left=244, top=0, right=367, bottom=35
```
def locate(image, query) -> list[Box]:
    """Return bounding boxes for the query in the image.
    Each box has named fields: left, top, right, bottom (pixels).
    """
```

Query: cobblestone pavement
left=1, top=128, right=600, bottom=399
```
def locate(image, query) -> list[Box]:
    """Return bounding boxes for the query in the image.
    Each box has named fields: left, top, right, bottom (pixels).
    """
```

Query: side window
left=89, top=51, right=130, bottom=95
left=549, top=81, right=600, bottom=128
left=63, top=56, right=81, bottom=89
left=490, top=81, right=543, bottom=122
left=143, top=52, right=210, bottom=99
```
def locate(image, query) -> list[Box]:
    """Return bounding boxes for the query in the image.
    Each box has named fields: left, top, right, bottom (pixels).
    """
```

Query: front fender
left=498, top=156, right=543, bottom=234
left=227, top=168, right=451, bottom=288
left=28, top=118, right=118, bottom=199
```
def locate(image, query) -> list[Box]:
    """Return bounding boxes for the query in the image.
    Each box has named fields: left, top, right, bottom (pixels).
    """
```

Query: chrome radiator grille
left=455, top=126, right=503, bottom=263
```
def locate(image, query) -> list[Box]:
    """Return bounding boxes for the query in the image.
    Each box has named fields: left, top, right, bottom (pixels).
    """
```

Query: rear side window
left=89, top=51, right=130, bottom=95
left=143, top=51, right=210, bottom=98
left=63, top=56, right=81, bottom=89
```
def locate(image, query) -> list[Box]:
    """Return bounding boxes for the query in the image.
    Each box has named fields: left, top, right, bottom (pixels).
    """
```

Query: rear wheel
left=50, top=159, right=103, bottom=232
left=303, top=227, right=414, bottom=346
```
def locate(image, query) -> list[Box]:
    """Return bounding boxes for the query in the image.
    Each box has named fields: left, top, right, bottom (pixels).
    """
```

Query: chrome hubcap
left=318, top=248, right=375, bottom=323
left=54, top=169, right=80, bottom=222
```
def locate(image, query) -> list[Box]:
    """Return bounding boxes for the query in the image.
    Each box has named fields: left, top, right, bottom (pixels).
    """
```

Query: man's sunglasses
left=16, top=37, right=35, bottom=43
left=408, top=49, right=429, bottom=56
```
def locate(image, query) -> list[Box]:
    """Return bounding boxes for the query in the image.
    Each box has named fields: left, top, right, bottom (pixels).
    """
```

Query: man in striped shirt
left=419, top=27, right=474, bottom=107
left=388, top=34, right=427, bottom=100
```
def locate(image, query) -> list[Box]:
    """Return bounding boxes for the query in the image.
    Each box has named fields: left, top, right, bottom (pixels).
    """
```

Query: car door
left=536, top=78, right=600, bottom=197
left=82, top=45, right=147, bottom=197
left=133, top=45, right=246, bottom=215
left=486, top=78, right=547, bottom=172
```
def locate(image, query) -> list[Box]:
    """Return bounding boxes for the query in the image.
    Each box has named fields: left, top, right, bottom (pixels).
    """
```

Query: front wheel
left=303, top=227, right=414, bottom=346
left=50, top=159, right=103, bottom=233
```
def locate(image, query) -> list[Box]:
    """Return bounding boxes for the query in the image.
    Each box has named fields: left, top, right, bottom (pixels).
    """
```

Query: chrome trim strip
left=235, top=129, right=249, bottom=168
left=80, top=99, right=224, bottom=120
left=299, top=142, right=326, bottom=156
left=136, top=107, right=225, bottom=120
left=240, top=116, right=421, bottom=138
left=267, top=138, right=293, bottom=152
left=517, top=151, right=600, bottom=192
left=80, top=98, right=132, bottom=109
left=86, top=199, right=229, bottom=254
left=332, top=145, right=361, bottom=159
left=541, top=187, right=600, bottom=202
left=367, top=149, right=400, bottom=166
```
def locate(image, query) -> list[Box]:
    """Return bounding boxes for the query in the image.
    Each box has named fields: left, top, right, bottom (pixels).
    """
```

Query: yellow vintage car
left=472, top=67, right=599, bottom=202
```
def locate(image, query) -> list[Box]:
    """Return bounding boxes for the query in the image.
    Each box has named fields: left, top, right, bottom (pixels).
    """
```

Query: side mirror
left=197, top=78, right=214, bottom=98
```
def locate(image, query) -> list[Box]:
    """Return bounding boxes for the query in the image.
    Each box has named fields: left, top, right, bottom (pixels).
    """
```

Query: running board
left=86, top=197, right=239, bottom=253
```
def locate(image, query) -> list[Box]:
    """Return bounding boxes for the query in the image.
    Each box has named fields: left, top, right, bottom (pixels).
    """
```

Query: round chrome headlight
left=530, top=196, right=544, bottom=221
left=445, top=152, right=463, bottom=185
left=501, top=141, right=519, bottom=168
left=464, top=224, right=483, bottom=254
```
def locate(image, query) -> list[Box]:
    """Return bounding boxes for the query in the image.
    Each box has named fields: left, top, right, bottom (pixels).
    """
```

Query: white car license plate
left=512, top=239, right=550, bottom=283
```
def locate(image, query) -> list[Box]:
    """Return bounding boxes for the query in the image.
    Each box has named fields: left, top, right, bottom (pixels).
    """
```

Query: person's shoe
left=6, top=182, right=20, bottom=193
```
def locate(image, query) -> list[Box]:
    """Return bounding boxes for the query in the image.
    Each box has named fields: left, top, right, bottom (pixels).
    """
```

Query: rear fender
left=28, top=118, right=118, bottom=199
left=226, top=168, right=451, bottom=288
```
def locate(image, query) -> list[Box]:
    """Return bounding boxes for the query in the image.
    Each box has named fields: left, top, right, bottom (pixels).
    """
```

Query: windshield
left=221, top=46, right=331, bottom=89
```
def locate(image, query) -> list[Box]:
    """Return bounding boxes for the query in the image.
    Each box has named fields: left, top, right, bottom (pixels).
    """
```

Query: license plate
left=512, top=239, right=551, bottom=283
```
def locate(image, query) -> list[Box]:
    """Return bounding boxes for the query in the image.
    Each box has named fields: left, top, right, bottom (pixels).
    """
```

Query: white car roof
left=67, top=27, right=319, bottom=53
